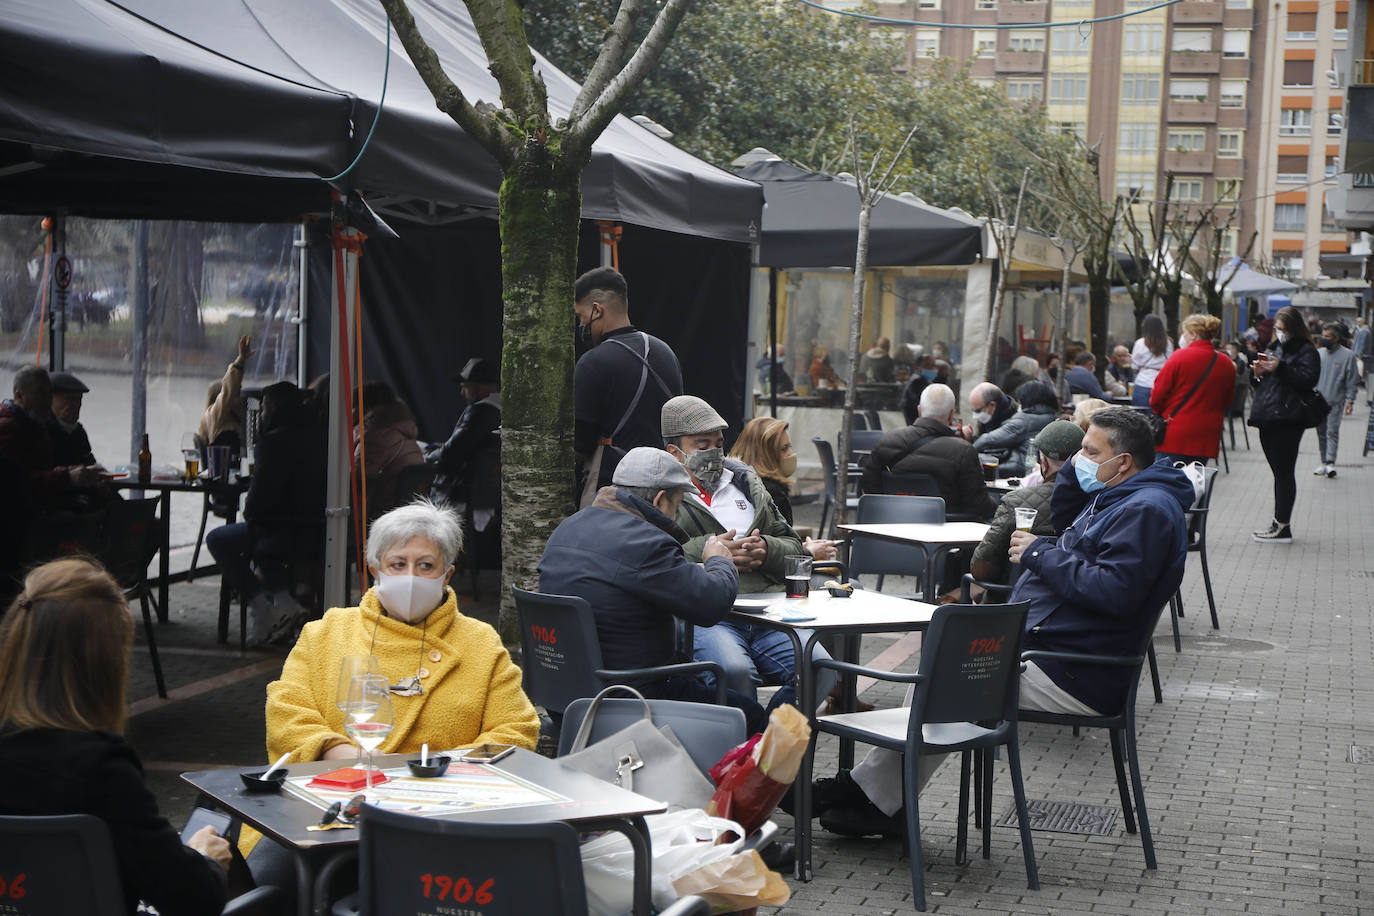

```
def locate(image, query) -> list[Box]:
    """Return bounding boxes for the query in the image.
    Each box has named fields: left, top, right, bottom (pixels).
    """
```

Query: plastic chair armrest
left=594, top=661, right=727, bottom=703
left=812, top=657, right=925, bottom=684
left=960, top=572, right=1012, bottom=603
left=1020, top=649, right=1142, bottom=669
left=223, top=886, right=286, bottom=916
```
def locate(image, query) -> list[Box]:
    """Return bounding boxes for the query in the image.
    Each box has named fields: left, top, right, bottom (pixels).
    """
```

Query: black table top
left=182, top=750, right=666, bottom=852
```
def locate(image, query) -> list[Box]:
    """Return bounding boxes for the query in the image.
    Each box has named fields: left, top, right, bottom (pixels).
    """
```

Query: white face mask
left=374, top=571, right=450, bottom=624
left=1276, top=329, right=1289, bottom=344
left=975, top=409, right=995, bottom=425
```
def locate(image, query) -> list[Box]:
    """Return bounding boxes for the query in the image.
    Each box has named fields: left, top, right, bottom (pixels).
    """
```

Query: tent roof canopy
left=1220, top=258, right=1299, bottom=297
left=0, top=0, right=761, bottom=241
left=736, top=158, right=984, bottom=269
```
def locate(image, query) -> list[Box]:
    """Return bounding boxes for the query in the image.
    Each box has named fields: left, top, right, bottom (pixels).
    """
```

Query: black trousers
left=1258, top=424, right=1305, bottom=525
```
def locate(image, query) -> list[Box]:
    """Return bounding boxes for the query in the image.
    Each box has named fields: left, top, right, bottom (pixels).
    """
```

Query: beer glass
left=784, top=555, right=812, bottom=599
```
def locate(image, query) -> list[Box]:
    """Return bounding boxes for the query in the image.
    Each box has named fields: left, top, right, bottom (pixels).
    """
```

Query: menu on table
left=283, top=762, right=568, bottom=817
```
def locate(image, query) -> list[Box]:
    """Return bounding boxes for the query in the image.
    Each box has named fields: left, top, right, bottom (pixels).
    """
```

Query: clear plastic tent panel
left=0, top=216, right=300, bottom=548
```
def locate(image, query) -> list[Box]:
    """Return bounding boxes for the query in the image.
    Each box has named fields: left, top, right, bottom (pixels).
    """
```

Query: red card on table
left=307, top=767, right=389, bottom=791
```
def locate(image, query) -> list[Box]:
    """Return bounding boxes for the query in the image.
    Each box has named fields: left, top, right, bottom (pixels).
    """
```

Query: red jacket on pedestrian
left=1150, top=339, right=1236, bottom=459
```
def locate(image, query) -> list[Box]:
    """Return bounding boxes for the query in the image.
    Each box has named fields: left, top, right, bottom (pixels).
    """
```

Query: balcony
left=1174, top=0, right=1222, bottom=22
left=1171, top=51, right=1221, bottom=74
left=997, top=0, right=1048, bottom=22
left=1164, top=149, right=1214, bottom=172
left=1213, top=157, right=1243, bottom=178
left=1166, top=99, right=1218, bottom=122
left=995, top=50, right=1046, bottom=72
left=1358, top=60, right=1374, bottom=85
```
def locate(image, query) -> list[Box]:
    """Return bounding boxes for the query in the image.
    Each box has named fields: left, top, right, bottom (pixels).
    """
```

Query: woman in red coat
left=1150, top=314, right=1236, bottom=464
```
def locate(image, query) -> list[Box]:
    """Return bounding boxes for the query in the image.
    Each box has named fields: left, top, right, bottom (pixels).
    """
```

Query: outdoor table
left=183, top=748, right=666, bottom=916
left=986, top=478, right=1020, bottom=493
left=115, top=474, right=248, bottom=623
left=729, top=589, right=936, bottom=881
left=837, top=521, right=992, bottom=603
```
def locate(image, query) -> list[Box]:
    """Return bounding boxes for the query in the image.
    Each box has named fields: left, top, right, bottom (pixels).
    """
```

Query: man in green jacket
left=662, top=395, right=835, bottom=712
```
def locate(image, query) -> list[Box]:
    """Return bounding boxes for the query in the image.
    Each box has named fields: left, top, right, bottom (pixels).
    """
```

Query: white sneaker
left=1313, top=464, right=1329, bottom=476
left=1327, top=466, right=1337, bottom=479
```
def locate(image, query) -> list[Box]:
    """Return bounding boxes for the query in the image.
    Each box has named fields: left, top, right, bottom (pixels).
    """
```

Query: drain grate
left=1350, top=745, right=1374, bottom=765
left=997, top=800, right=1118, bottom=836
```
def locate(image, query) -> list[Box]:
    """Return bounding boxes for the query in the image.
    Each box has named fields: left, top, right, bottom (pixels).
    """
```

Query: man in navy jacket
left=538, top=447, right=766, bottom=733
left=818, top=408, right=1193, bottom=837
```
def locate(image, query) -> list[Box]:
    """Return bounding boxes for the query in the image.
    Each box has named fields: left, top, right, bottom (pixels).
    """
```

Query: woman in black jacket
left=0, top=559, right=230, bottom=916
left=1248, top=306, right=1320, bottom=543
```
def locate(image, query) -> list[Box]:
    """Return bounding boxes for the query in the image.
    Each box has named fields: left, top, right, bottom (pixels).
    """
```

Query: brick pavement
left=127, top=406, right=1374, bottom=914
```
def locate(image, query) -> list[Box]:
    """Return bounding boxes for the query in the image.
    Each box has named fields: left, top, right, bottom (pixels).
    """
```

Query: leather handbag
left=1300, top=388, right=1331, bottom=429
left=560, top=685, right=717, bottom=810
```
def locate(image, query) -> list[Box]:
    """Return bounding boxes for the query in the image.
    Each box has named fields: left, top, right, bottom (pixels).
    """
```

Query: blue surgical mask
left=920, top=369, right=937, bottom=381
left=1075, top=451, right=1125, bottom=493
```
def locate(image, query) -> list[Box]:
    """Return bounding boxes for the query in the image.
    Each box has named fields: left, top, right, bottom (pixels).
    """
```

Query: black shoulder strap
left=606, top=333, right=672, bottom=441
left=1169, top=351, right=1219, bottom=418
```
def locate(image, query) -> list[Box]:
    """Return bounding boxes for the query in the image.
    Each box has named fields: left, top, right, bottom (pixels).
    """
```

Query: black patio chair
left=848, top=493, right=945, bottom=595
left=0, top=814, right=281, bottom=916
left=801, top=601, right=1039, bottom=911
left=97, top=497, right=166, bottom=698
left=813, top=437, right=858, bottom=539
left=1169, top=463, right=1221, bottom=649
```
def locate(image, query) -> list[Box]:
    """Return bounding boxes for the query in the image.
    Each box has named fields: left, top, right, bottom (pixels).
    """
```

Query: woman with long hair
left=1131, top=314, right=1175, bottom=407
left=1248, top=306, right=1320, bottom=542
left=1151, top=314, right=1236, bottom=465
left=0, top=559, right=231, bottom=916
left=729, top=416, right=836, bottom=559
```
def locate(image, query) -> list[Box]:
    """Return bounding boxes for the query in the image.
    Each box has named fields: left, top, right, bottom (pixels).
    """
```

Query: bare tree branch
left=380, top=0, right=507, bottom=160
left=570, top=0, right=698, bottom=149
left=570, top=0, right=648, bottom=120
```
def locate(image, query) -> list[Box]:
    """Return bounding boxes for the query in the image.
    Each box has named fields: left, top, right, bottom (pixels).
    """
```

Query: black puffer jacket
left=862, top=417, right=996, bottom=520
left=1248, top=337, right=1319, bottom=427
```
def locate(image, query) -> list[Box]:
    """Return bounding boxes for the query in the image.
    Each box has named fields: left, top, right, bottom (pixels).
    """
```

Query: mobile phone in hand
left=181, top=807, right=235, bottom=844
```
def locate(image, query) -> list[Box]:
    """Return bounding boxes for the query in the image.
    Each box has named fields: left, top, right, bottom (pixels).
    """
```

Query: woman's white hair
left=366, top=498, right=464, bottom=569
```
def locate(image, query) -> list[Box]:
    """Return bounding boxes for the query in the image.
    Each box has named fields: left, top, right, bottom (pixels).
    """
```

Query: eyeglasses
left=319, top=793, right=366, bottom=828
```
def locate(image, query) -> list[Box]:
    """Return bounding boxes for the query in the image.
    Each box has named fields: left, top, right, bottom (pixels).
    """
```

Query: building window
left=1325, top=155, right=1338, bottom=180
left=1121, top=73, right=1161, bottom=104
left=1222, top=30, right=1249, bottom=58
left=1283, top=59, right=1315, bottom=87
left=1006, top=78, right=1044, bottom=100
left=1170, top=178, right=1205, bottom=202
left=1277, top=154, right=1308, bottom=182
left=1274, top=203, right=1306, bottom=231
left=1279, top=108, right=1312, bottom=136
left=1049, top=75, right=1089, bottom=102
left=917, top=0, right=939, bottom=8
left=1217, top=178, right=1242, bottom=201
left=1328, top=112, right=1343, bottom=136
left=1051, top=29, right=1091, bottom=55
left=1123, top=24, right=1163, bottom=54
left=1285, top=10, right=1316, bottom=40
left=976, top=0, right=998, bottom=9
left=915, top=29, right=940, bottom=57
left=1225, top=0, right=1249, bottom=7
left=1167, top=130, right=1206, bottom=152
left=1008, top=31, right=1045, bottom=52
left=1172, top=29, right=1213, bottom=52
left=1219, top=79, right=1246, bottom=107
left=1119, top=122, right=1159, bottom=154
left=974, top=30, right=998, bottom=57
left=1217, top=228, right=1237, bottom=257
left=1334, top=10, right=1348, bottom=40
left=1169, top=79, right=1209, bottom=102
left=1217, top=130, right=1241, bottom=157
left=1116, top=172, right=1156, bottom=198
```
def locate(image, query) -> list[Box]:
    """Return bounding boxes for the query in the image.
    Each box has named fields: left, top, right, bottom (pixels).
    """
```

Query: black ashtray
left=407, top=756, right=451, bottom=778
left=827, top=585, right=854, bottom=598
left=239, top=770, right=287, bottom=792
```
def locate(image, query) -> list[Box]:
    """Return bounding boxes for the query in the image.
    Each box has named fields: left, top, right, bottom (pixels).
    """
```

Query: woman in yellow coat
left=248, top=500, right=540, bottom=896
left=266, top=499, right=540, bottom=762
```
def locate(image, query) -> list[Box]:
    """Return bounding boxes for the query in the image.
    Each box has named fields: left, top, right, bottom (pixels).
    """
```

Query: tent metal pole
left=322, top=228, right=358, bottom=610
left=294, top=222, right=309, bottom=389
left=49, top=212, right=67, bottom=372
left=130, top=220, right=150, bottom=464
left=768, top=268, right=778, bottom=418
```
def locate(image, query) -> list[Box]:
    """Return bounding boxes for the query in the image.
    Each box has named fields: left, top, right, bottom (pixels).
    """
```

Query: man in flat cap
left=47, top=371, right=97, bottom=468
left=428, top=357, right=501, bottom=508
left=0, top=366, right=103, bottom=507
left=661, top=395, right=835, bottom=714
left=539, top=447, right=766, bottom=733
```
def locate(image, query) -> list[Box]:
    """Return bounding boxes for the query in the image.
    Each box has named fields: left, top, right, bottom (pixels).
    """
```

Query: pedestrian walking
left=1313, top=323, right=1360, bottom=478
left=1248, top=306, right=1320, bottom=543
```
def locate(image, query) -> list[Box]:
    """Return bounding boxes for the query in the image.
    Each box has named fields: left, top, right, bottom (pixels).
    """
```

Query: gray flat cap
left=661, top=395, right=726, bottom=438
left=50, top=371, right=89, bottom=394
left=612, top=447, right=695, bottom=492
left=1033, top=419, right=1085, bottom=461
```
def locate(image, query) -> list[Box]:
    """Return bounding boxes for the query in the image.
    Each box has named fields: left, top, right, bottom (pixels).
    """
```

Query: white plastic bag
left=1173, top=460, right=1207, bottom=507
left=580, top=808, right=745, bottom=916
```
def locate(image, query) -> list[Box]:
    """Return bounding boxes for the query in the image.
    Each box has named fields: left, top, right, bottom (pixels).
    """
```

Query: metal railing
left=1357, top=59, right=1374, bottom=85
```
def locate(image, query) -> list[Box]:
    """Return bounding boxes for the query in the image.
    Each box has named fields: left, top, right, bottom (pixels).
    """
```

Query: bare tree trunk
left=835, top=203, right=870, bottom=530
left=981, top=168, right=1029, bottom=383
left=1056, top=257, right=1072, bottom=407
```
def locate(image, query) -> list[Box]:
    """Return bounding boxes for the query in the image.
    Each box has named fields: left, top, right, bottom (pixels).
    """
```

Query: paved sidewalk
left=128, top=406, right=1374, bottom=914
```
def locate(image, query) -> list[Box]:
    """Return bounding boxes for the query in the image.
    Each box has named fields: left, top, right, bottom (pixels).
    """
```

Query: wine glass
left=343, top=675, right=393, bottom=789
left=336, top=656, right=381, bottom=766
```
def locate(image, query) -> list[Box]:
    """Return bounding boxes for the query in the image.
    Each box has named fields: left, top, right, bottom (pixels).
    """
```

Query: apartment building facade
left=873, top=0, right=1353, bottom=281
